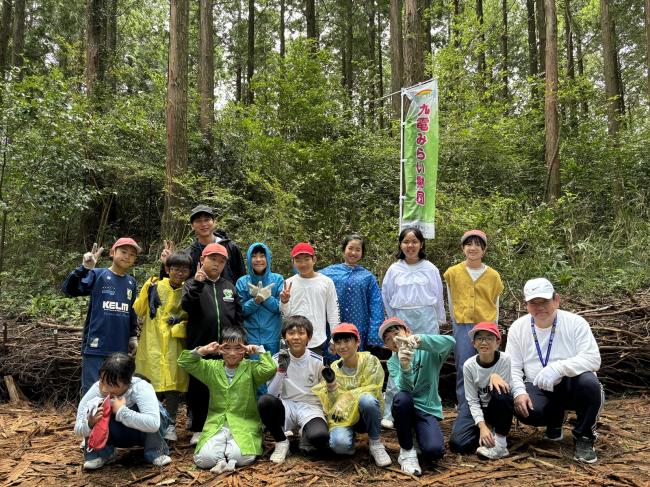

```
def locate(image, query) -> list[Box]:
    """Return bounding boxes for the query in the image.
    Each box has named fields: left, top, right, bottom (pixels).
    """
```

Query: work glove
left=398, top=347, right=414, bottom=370
left=533, top=363, right=563, bottom=392
left=247, top=282, right=260, bottom=297
left=322, top=366, right=336, bottom=384
left=277, top=339, right=290, bottom=372
left=82, top=243, right=103, bottom=270
left=257, top=282, right=275, bottom=301
left=128, top=337, right=138, bottom=356
left=394, top=334, right=420, bottom=350
left=167, top=316, right=181, bottom=326
left=148, top=282, right=161, bottom=319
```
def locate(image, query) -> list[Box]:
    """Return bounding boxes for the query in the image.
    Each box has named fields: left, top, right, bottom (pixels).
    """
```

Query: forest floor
left=1, top=396, right=649, bottom=487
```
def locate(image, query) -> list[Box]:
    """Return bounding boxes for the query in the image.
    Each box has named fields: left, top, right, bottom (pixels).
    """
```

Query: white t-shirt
left=505, top=309, right=601, bottom=398
left=463, top=351, right=512, bottom=425
left=267, top=350, right=324, bottom=408
left=280, top=273, right=340, bottom=347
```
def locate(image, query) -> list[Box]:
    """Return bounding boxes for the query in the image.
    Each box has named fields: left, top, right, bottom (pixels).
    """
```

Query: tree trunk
left=235, top=0, right=242, bottom=102
left=574, top=20, right=588, bottom=115
left=305, top=0, right=317, bottom=46
left=645, top=0, right=650, bottom=101
left=564, top=0, right=575, bottom=126
left=526, top=0, right=537, bottom=78
left=10, top=0, right=23, bottom=70
left=544, top=0, right=560, bottom=203
left=423, top=0, right=431, bottom=54
left=86, top=0, right=107, bottom=101
left=344, top=0, right=353, bottom=94
left=389, top=0, right=403, bottom=121
left=198, top=0, right=214, bottom=142
left=104, top=0, right=117, bottom=93
left=536, top=0, right=546, bottom=76
left=163, top=0, right=189, bottom=240
left=501, top=0, right=508, bottom=101
left=600, top=0, right=624, bottom=137
left=404, top=0, right=424, bottom=86
left=0, top=0, right=11, bottom=77
left=279, top=0, right=285, bottom=58
left=377, top=8, right=385, bottom=129
left=452, top=0, right=460, bottom=48
left=476, top=0, right=486, bottom=92
left=368, top=0, right=376, bottom=125
left=246, top=0, right=254, bottom=104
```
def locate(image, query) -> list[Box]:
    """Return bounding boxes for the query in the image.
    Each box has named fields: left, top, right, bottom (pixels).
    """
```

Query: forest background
left=0, top=0, right=649, bottom=325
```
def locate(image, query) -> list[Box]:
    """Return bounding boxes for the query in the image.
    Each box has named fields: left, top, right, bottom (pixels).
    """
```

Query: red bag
left=87, top=396, right=111, bottom=450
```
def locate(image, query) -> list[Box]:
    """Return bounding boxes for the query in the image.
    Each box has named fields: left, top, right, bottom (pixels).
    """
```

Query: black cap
left=189, top=205, right=214, bottom=222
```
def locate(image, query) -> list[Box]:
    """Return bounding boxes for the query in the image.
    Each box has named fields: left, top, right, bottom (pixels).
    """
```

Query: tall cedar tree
left=247, top=0, right=254, bottom=104
left=0, top=0, right=11, bottom=77
left=644, top=0, right=650, bottom=100
left=10, top=0, right=23, bottom=70
left=198, top=0, right=214, bottom=143
left=404, top=0, right=424, bottom=86
left=544, top=0, right=560, bottom=202
left=389, top=0, right=403, bottom=121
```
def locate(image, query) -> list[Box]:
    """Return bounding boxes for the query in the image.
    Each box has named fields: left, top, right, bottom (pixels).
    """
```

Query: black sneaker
left=573, top=436, right=597, bottom=463
left=544, top=426, right=564, bottom=441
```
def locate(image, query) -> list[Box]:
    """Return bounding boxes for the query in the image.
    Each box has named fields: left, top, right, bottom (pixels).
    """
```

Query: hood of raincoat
left=246, top=242, right=273, bottom=285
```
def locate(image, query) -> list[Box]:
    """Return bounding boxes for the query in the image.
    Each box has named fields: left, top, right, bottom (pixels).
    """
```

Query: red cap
left=461, top=229, right=487, bottom=246
left=110, top=237, right=142, bottom=256
left=291, top=242, right=315, bottom=258
left=468, top=322, right=501, bottom=341
left=331, top=322, right=360, bottom=341
left=202, top=243, right=229, bottom=259
left=379, top=317, right=411, bottom=342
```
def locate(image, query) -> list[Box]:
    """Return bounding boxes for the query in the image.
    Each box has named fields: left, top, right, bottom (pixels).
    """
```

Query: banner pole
left=399, top=88, right=405, bottom=232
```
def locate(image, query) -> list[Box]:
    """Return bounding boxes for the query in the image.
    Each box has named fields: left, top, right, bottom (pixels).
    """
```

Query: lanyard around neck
left=530, top=315, right=557, bottom=367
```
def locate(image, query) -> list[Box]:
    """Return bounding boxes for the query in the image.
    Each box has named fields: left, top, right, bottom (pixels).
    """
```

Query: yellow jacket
left=443, top=263, right=503, bottom=323
left=134, top=277, right=189, bottom=392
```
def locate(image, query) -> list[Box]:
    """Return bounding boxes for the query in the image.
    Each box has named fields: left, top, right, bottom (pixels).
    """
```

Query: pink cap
left=379, top=317, right=411, bottom=342
left=202, top=243, right=229, bottom=259
left=291, top=242, right=315, bottom=258
left=461, top=229, right=487, bottom=246
left=468, top=322, right=501, bottom=341
left=331, top=322, right=360, bottom=341
left=110, top=237, right=142, bottom=256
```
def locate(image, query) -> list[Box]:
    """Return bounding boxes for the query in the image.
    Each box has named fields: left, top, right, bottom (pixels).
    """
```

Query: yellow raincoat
left=312, top=352, right=384, bottom=429
left=134, top=277, right=189, bottom=392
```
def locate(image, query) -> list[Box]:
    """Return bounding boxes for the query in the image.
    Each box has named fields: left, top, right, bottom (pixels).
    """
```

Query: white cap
left=524, top=278, right=555, bottom=301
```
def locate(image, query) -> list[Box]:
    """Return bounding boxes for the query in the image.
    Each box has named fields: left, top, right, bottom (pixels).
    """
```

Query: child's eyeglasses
left=473, top=335, right=497, bottom=343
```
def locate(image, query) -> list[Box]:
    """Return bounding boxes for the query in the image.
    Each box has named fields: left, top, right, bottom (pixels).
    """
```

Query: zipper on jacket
left=212, top=283, right=221, bottom=341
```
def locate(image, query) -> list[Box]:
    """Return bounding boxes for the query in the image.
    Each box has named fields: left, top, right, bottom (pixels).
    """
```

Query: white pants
left=193, top=426, right=256, bottom=469
left=283, top=400, right=326, bottom=434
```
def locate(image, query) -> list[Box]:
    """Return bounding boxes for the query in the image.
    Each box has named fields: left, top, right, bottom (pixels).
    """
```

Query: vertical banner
left=400, top=80, right=438, bottom=239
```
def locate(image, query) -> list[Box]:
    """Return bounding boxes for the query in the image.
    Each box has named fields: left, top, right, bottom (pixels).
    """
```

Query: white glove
left=248, top=344, right=266, bottom=355
left=394, top=334, right=420, bottom=350
left=257, top=282, right=275, bottom=301
left=247, top=282, right=260, bottom=297
left=398, top=347, right=414, bottom=370
left=533, top=363, right=563, bottom=391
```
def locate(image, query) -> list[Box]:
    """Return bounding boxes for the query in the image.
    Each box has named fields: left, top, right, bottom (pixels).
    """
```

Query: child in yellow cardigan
left=443, top=230, right=503, bottom=452
left=134, top=252, right=192, bottom=442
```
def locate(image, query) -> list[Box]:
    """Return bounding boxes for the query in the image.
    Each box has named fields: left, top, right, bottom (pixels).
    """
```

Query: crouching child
left=74, top=353, right=171, bottom=470
left=312, top=323, right=392, bottom=468
left=379, top=317, right=455, bottom=476
left=177, top=328, right=277, bottom=473
left=449, top=322, right=514, bottom=459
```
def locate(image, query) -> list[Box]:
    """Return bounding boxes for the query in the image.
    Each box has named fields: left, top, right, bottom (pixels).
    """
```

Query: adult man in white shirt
left=505, top=278, right=604, bottom=464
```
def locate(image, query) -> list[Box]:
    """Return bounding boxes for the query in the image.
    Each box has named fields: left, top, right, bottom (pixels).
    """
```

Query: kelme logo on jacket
left=103, top=301, right=129, bottom=312
left=223, top=289, right=234, bottom=303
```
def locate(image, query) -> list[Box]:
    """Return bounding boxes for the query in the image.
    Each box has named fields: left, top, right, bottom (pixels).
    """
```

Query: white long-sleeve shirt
left=463, top=351, right=512, bottom=425
left=74, top=377, right=160, bottom=438
left=267, top=350, right=323, bottom=407
left=505, top=310, right=601, bottom=398
left=381, top=259, right=445, bottom=321
left=280, top=273, right=340, bottom=348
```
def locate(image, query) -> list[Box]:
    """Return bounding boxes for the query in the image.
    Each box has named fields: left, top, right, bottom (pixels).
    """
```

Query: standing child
left=280, top=242, right=340, bottom=355
left=182, top=243, right=243, bottom=445
left=444, top=230, right=504, bottom=447
left=379, top=317, right=455, bottom=475
left=134, top=252, right=192, bottom=442
left=62, top=238, right=141, bottom=395
left=320, top=234, right=385, bottom=352
left=235, top=243, right=284, bottom=355
left=449, top=322, right=513, bottom=459
left=313, top=323, right=392, bottom=468
left=177, top=328, right=277, bottom=473
left=258, top=316, right=329, bottom=464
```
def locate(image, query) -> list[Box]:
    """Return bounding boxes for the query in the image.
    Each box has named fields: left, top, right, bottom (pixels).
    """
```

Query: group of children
left=68, top=205, right=547, bottom=476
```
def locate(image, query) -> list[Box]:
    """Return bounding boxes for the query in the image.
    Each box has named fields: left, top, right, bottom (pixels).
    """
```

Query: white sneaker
left=369, top=441, right=392, bottom=467
left=398, top=448, right=422, bottom=476
left=270, top=439, right=290, bottom=464
left=190, top=432, right=202, bottom=445
left=476, top=444, right=509, bottom=459
left=224, top=459, right=237, bottom=472
left=152, top=455, right=172, bottom=467
left=210, top=459, right=228, bottom=474
left=164, top=425, right=177, bottom=441
left=83, top=452, right=117, bottom=470
left=381, top=418, right=394, bottom=429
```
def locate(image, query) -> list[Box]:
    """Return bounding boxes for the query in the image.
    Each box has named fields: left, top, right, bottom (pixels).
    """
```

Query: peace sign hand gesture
left=82, top=243, right=104, bottom=270
left=195, top=262, right=207, bottom=282
left=160, top=240, right=174, bottom=264
left=279, top=281, right=292, bottom=304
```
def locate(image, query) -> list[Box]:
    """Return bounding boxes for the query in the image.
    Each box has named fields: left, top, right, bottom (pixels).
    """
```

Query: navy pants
left=392, top=391, right=445, bottom=461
